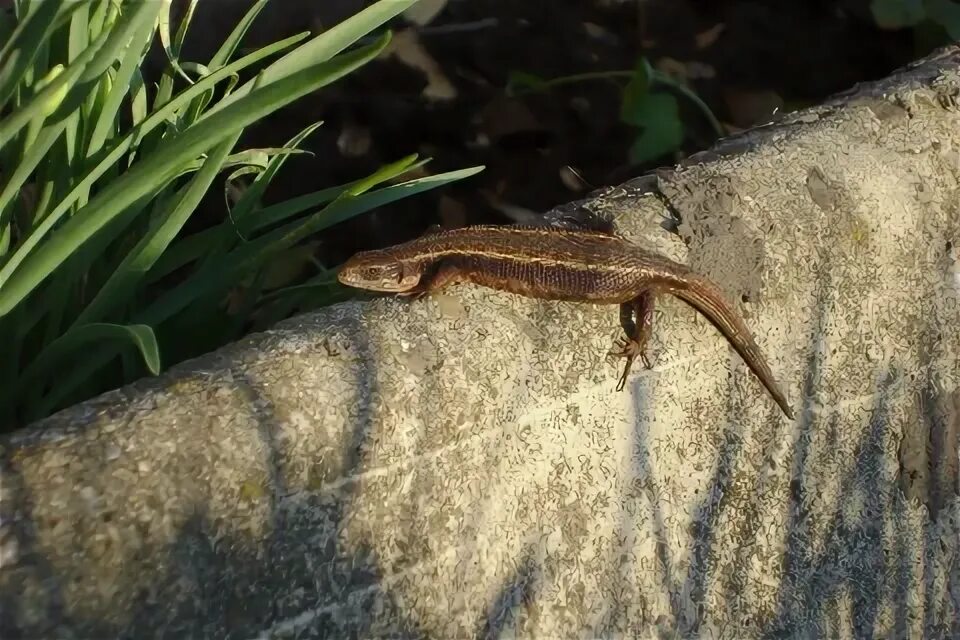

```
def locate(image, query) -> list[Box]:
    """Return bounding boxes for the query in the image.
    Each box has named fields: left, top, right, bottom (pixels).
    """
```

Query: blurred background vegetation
left=0, top=0, right=953, bottom=430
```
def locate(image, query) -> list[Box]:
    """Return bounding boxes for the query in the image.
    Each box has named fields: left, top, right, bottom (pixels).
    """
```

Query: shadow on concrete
left=0, top=313, right=426, bottom=638
left=1, top=297, right=956, bottom=637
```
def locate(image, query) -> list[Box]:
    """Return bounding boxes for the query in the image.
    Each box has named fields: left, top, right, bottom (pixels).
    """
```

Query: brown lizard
left=337, top=224, right=794, bottom=419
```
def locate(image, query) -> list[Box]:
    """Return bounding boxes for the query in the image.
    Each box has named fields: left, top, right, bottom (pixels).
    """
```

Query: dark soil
left=181, top=0, right=944, bottom=272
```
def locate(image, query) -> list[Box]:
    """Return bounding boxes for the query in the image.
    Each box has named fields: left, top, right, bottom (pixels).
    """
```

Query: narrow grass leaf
left=316, top=166, right=485, bottom=232
left=0, top=1, right=159, bottom=148
left=0, top=4, right=161, bottom=226
left=0, top=30, right=359, bottom=307
left=0, top=0, right=76, bottom=111
left=206, top=0, right=417, bottom=116
left=0, top=23, right=107, bottom=156
left=11, top=30, right=302, bottom=224
left=209, top=0, right=270, bottom=69
left=143, top=175, right=367, bottom=283
left=74, top=132, right=244, bottom=326
left=136, top=166, right=484, bottom=325
left=86, top=14, right=155, bottom=158
left=157, top=0, right=194, bottom=85
left=6, top=322, right=160, bottom=406
left=86, top=0, right=111, bottom=38
left=245, top=158, right=431, bottom=232
left=216, top=120, right=324, bottom=252
left=129, top=66, right=148, bottom=128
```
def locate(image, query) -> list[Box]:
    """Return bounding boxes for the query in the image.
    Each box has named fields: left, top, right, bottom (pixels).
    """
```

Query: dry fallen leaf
left=559, top=166, right=590, bottom=192
left=655, top=57, right=715, bottom=82
left=695, top=23, right=726, bottom=49
left=478, top=96, right=544, bottom=142
left=381, top=28, right=457, bottom=102
left=336, top=122, right=372, bottom=158
left=583, top=21, right=616, bottom=43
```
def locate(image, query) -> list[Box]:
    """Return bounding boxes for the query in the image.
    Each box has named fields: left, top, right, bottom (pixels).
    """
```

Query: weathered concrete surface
left=2, top=47, right=959, bottom=639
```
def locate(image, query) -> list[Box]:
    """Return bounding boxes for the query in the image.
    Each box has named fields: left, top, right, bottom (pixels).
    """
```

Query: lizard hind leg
left=609, top=290, right=657, bottom=391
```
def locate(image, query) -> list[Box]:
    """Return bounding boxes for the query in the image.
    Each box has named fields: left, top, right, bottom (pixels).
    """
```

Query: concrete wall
left=1, top=46, right=959, bottom=639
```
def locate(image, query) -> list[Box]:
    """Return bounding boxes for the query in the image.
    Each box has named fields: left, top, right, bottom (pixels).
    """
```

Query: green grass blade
left=128, top=66, right=148, bottom=128
left=139, top=155, right=435, bottom=278
left=74, top=132, right=243, bottom=326
left=0, top=32, right=391, bottom=316
left=0, top=113, right=63, bottom=229
left=0, top=22, right=105, bottom=152
left=67, top=1, right=89, bottom=65
left=0, top=30, right=319, bottom=293
left=231, top=120, right=324, bottom=226
left=209, top=0, right=270, bottom=68
left=344, top=153, right=420, bottom=196
left=85, top=13, right=156, bottom=158
left=0, top=0, right=76, bottom=111
left=0, top=2, right=160, bottom=225
left=136, top=166, right=484, bottom=325
left=202, top=120, right=324, bottom=264
left=143, top=175, right=367, bottom=284
left=0, top=1, right=160, bottom=149
left=241, top=156, right=432, bottom=234
left=86, top=0, right=110, bottom=39
left=307, top=166, right=485, bottom=232
left=5, top=322, right=160, bottom=407
left=157, top=0, right=194, bottom=85
left=200, top=152, right=420, bottom=269
left=206, top=0, right=417, bottom=117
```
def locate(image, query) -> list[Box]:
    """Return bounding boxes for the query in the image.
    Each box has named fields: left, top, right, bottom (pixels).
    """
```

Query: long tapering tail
left=668, top=276, right=794, bottom=419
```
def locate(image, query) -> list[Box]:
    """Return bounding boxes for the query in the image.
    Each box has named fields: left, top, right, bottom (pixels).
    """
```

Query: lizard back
left=400, top=225, right=691, bottom=303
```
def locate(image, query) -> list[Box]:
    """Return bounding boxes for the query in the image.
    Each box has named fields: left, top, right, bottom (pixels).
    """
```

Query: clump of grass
left=0, top=0, right=483, bottom=428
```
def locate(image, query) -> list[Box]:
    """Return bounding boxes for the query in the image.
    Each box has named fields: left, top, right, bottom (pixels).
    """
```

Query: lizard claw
left=609, top=337, right=651, bottom=391
left=615, top=358, right=633, bottom=391
left=608, top=337, right=647, bottom=362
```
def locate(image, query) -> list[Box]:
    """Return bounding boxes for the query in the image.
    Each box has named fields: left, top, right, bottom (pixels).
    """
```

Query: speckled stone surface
left=1, top=48, right=959, bottom=639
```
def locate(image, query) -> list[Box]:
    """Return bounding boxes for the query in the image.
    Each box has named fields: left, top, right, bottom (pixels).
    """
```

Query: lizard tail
left=667, top=277, right=795, bottom=420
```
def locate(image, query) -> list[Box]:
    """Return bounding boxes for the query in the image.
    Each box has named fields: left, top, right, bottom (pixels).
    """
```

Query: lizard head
left=337, top=249, right=422, bottom=292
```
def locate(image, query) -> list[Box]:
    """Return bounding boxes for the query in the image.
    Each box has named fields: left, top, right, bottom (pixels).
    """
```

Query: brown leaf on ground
left=655, top=57, right=715, bottom=82
left=478, top=96, right=545, bottom=142
left=381, top=28, right=457, bottom=102
left=559, top=166, right=590, bottom=193
left=695, top=23, right=726, bottom=49
left=336, top=122, right=371, bottom=158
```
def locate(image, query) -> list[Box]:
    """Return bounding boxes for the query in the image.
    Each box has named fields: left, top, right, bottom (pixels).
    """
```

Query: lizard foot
left=608, top=337, right=651, bottom=368
left=609, top=337, right=652, bottom=391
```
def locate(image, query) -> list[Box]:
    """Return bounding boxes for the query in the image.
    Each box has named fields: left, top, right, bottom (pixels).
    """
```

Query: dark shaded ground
left=174, top=0, right=940, bottom=266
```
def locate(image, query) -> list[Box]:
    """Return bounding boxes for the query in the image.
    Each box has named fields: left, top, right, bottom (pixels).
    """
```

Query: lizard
left=337, top=223, right=795, bottom=419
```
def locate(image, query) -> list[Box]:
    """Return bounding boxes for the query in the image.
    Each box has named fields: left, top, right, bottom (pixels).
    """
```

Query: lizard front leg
left=609, top=290, right=656, bottom=391
left=398, top=262, right=463, bottom=300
